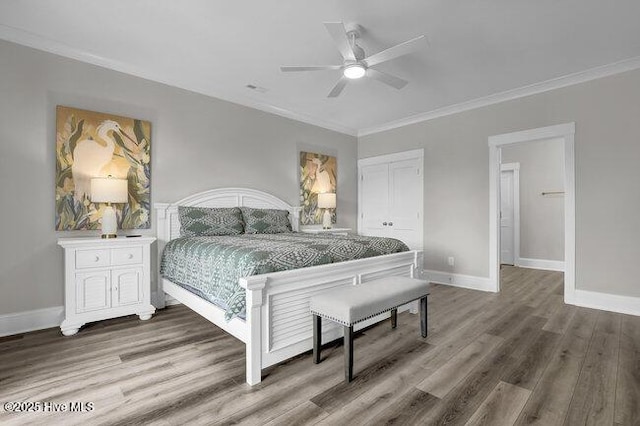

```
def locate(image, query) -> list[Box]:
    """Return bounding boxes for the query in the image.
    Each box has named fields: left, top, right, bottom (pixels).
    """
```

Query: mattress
left=160, top=232, right=409, bottom=320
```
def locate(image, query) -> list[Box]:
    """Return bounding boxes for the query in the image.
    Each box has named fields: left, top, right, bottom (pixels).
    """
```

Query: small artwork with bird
left=299, top=151, right=337, bottom=225
left=55, top=106, right=151, bottom=231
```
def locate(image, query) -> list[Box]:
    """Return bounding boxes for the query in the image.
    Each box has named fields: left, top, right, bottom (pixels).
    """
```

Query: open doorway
left=488, top=123, right=576, bottom=304
left=501, top=139, right=565, bottom=271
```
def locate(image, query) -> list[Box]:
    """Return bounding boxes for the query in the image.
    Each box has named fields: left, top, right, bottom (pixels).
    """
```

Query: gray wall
left=359, top=68, right=640, bottom=298
left=0, top=40, right=357, bottom=315
left=502, top=138, right=564, bottom=261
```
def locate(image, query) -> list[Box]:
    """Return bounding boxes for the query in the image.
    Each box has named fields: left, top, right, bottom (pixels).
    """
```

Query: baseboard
left=423, top=269, right=496, bottom=292
left=0, top=306, right=64, bottom=337
left=516, top=257, right=565, bottom=272
left=569, top=289, right=640, bottom=317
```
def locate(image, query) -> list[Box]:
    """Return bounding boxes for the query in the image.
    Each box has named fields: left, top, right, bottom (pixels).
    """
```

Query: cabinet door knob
left=383, top=222, right=388, bottom=226
left=94, top=256, right=100, bottom=262
left=128, top=254, right=134, bottom=259
left=389, top=222, right=393, bottom=226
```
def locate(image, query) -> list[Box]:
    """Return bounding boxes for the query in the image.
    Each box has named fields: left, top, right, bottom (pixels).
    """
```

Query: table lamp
left=317, top=192, right=336, bottom=229
left=91, top=177, right=128, bottom=238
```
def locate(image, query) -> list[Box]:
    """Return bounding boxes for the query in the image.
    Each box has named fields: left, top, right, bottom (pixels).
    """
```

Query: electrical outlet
left=447, top=256, right=455, bottom=266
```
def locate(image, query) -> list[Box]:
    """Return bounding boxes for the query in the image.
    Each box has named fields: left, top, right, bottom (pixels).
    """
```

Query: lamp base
left=322, top=209, right=332, bottom=230
left=100, top=205, right=119, bottom=239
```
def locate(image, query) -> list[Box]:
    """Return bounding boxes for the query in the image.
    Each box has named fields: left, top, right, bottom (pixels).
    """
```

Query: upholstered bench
left=309, top=276, right=430, bottom=382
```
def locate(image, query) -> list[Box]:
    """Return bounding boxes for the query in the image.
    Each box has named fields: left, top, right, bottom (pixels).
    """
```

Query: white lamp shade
left=317, top=192, right=336, bottom=209
left=90, top=178, right=128, bottom=203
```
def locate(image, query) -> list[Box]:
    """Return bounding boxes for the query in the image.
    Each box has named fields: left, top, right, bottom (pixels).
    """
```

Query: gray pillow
left=240, top=207, right=292, bottom=234
left=178, top=206, right=244, bottom=237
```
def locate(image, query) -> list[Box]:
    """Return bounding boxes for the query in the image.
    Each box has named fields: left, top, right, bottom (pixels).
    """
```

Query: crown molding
left=0, top=24, right=358, bottom=137
left=2, top=23, right=640, bottom=140
left=358, top=55, right=640, bottom=137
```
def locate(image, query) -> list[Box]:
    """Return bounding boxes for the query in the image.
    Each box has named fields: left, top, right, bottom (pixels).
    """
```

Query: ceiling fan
left=281, top=22, right=426, bottom=98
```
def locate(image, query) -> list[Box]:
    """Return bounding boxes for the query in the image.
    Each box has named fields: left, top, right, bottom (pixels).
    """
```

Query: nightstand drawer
left=112, top=246, right=143, bottom=266
left=76, top=249, right=111, bottom=269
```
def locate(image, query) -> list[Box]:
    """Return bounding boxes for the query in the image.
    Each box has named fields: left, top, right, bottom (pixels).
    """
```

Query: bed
left=155, top=188, right=423, bottom=385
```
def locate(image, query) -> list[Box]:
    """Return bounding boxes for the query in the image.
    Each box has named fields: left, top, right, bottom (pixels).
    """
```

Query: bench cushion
left=309, top=276, right=429, bottom=326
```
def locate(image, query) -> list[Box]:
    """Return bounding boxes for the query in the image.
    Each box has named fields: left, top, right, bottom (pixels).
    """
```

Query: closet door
left=389, top=158, right=422, bottom=249
left=360, top=163, right=390, bottom=237
left=359, top=150, right=424, bottom=250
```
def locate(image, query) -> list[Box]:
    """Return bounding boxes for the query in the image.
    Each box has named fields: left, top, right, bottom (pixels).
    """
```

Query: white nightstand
left=300, top=227, right=352, bottom=236
left=57, top=236, right=156, bottom=336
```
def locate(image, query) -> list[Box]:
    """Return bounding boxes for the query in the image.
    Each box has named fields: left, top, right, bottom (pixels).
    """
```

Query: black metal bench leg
left=344, top=325, right=354, bottom=382
left=313, top=315, right=321, bottom=364
left=420, top=296, right=428, bottom=338
left=391, top=308, right=397, bottom=329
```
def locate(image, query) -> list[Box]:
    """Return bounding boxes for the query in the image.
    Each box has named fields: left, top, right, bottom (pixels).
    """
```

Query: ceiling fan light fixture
left=343, top=64, right=366, bottom=79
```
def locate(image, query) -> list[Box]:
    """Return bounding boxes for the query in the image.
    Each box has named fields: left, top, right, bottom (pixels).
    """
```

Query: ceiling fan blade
left=367, top=69, right=408, bottom=90
left=328, top=77, right=349, bottom=98
left=364, top=35, right=426, bottom=67
left=324, top=22, right=356, bottom=61
left=280, top=65, right=342, bottom=72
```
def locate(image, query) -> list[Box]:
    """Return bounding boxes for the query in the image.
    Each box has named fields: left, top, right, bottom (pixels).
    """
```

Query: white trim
left=358, top=56, right=640, bottom=137
left=570, top=290, right=640, bottom=317
left=489, top=123, right=576, bottom=147
left=488, top=123, right=576, bottom=304
left=500, top=163, right=520, bottom=266
left=0, top=306, right=64, bottom=337
left=423, top=269, right=494, bottom=293
left=0, top=24, right=357, bottom=137
left=516, top=258, right=565, bottom=272
left=358, top=149, right=425, bottom=167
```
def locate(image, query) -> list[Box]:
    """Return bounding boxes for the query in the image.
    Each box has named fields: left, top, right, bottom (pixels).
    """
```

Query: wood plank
left=362, top=388, right=440, bottom=425
left=416, top=333, right=504, bottom=397
left=564, top=311, right=621, bottom=426
left=1, top=267, right=639, bottom=425
left=465, top=381, right=531, bottom=426
left=515, top=308, right=598, bottom=425
left=502, top=330, right=562, bottom=390
left=542, top=303, right=577, bottom=335
left=310, top=337, right=430, bottom=413
left=614, top=314, right=640, bottom=425
left=265, top=401, right=329, bottom=426
left=317, top=353, right=434, bottom=423
left=421, top=313, right=547, bottom=425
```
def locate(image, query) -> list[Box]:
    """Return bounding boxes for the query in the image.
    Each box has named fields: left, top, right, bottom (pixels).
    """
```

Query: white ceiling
left=2, top=0, right=640, bottom=136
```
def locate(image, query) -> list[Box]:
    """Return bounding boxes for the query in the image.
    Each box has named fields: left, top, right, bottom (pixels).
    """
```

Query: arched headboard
left=155, top=187, right=301, bottom=243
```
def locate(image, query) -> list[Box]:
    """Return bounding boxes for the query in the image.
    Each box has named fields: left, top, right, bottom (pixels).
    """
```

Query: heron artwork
left=55, top=106, right=151, bottom=231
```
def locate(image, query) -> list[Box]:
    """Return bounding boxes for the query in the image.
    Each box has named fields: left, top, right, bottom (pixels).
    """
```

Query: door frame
left=357, top=149, right=424, bottom=250
left=488, top=123, right=575, bottom=303
left=500, top=162, right=520, bottom=266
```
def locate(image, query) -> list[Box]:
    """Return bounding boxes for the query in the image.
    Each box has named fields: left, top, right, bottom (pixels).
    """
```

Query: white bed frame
left=155, top=188, right=423, bottom=385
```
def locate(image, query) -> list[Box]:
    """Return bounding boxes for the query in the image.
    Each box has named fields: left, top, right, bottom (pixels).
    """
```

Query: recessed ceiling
left=1, top=0, right=640, bottom=135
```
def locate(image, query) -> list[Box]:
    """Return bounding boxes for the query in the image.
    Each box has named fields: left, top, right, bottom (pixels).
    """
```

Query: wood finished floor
left=1, top=266, right=639, bottom=425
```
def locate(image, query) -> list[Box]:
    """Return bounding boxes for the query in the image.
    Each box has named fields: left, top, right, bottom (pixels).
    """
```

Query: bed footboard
left=240, top=250, right=423, bottom=385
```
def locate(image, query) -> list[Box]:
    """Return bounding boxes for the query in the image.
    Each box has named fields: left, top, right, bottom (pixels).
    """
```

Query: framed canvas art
left=55, top=106, right=151, bottom=230
left=299, top=151, right=337, bottom=225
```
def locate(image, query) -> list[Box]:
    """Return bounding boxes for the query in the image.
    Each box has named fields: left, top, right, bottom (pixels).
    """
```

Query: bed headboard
left=155, top=187, right=301, bottom=244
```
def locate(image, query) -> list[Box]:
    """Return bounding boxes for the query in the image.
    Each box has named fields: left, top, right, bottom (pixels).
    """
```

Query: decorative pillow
left=178, top=206, right=244, bottom=237
left=240, top=207, right=292, bottom=234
